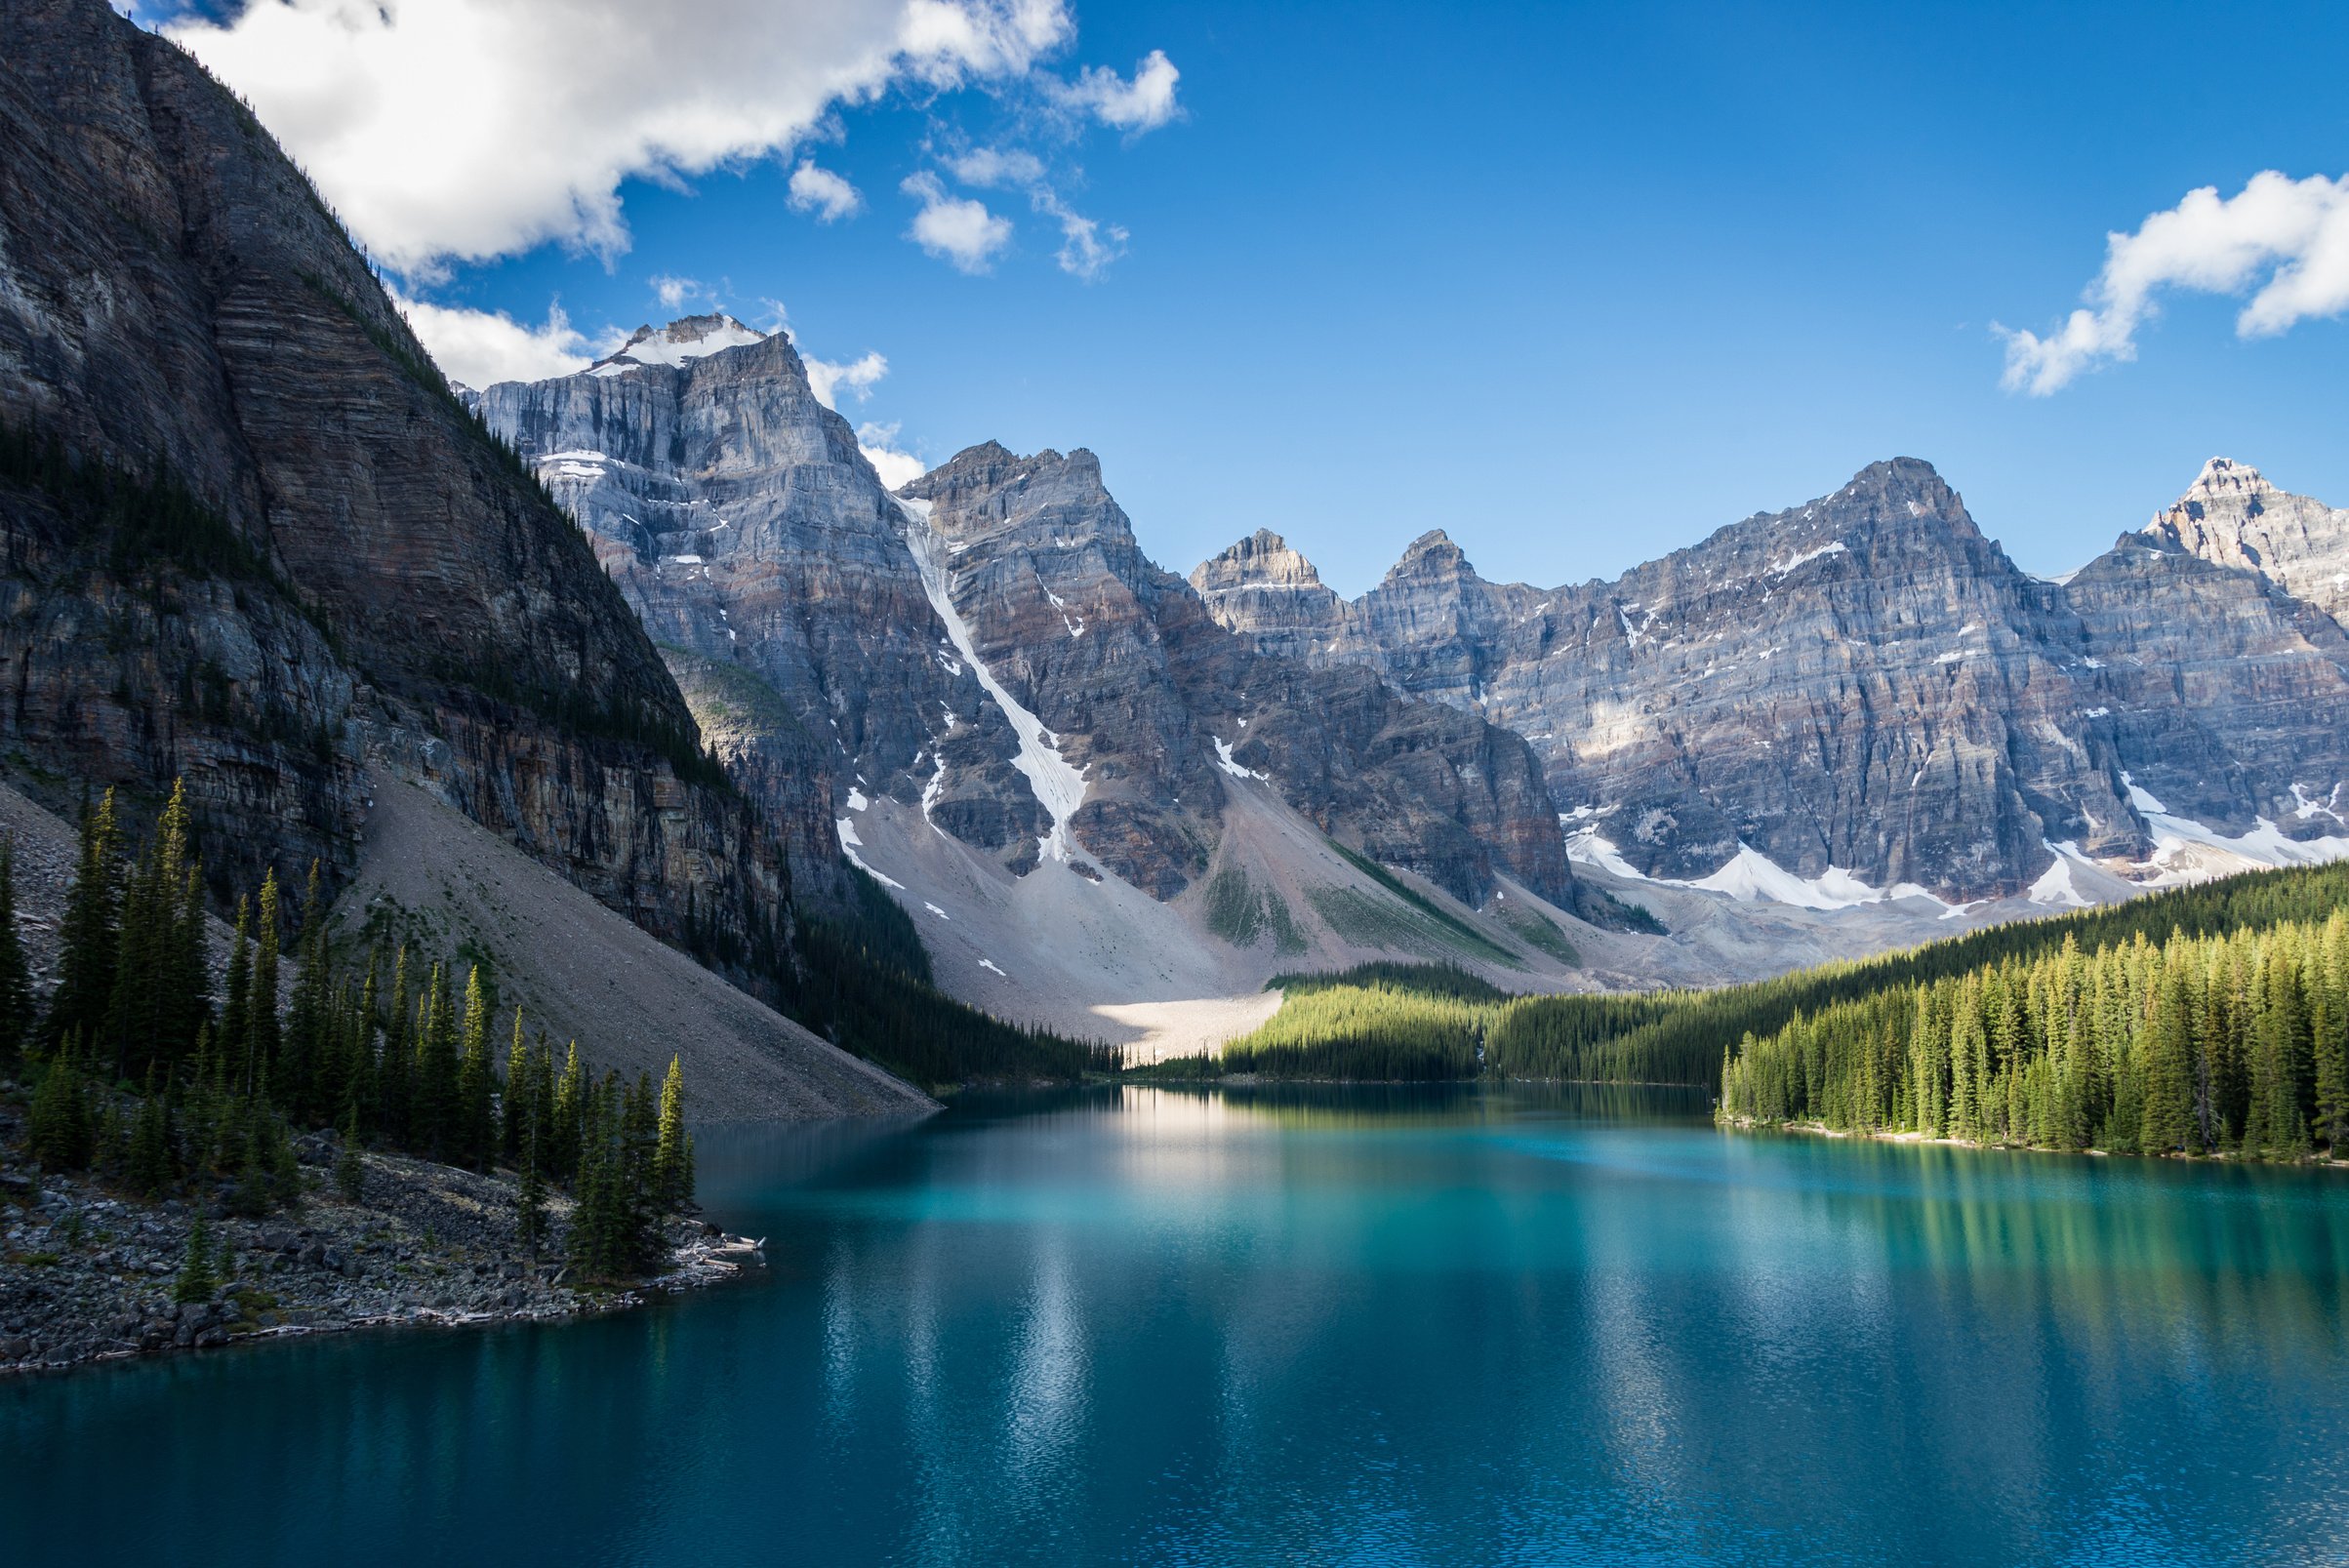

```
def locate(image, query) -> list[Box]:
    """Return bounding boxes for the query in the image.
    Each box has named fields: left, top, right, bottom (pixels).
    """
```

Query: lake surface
left=6, top=1084, right=2349, bottom=1565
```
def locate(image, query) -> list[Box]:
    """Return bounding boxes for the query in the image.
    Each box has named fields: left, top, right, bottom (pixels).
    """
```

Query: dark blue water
left=7, top=1084, right=2349, bottom=1565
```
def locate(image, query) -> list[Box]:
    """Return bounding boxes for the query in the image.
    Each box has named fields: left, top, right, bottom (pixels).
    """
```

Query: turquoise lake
left=6, top=1084, right=2349, bottom=1565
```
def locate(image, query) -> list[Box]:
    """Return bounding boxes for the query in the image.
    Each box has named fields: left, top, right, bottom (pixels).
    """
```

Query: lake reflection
left=7, top=1084, right=2347, bottom=1566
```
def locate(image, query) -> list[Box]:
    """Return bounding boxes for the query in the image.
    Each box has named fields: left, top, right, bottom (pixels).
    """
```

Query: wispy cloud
left=2000, top=171, right=2349, bottom=395
left=788, top=160, right=864, bottom=222
left=942, top=145, right=1047, bottom=188
left=935, top=143, right=1123, bottom=278
left=1033, top=189, right=1126, bottom=281
left=649, top=273, right=709, bottom=311
left=902, top=172, right=1014, bottom=272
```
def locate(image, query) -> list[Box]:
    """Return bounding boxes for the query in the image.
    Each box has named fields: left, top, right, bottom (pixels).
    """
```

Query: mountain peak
left=2183, top=456, right=2274, bottom=501
left=1384, top=528, right=1476, bottom=583
left=1191, top=529, right=1327, bottom=595
left=1844, top=457, right=1961, bottom=512
left=2139, top=457, right=2349, bottom=620
left=589, top=313, right=767, bottom=376
left=2150, top=457, right=2281, bottom=535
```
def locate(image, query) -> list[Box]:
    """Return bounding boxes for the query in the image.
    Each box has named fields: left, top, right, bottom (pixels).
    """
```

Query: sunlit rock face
left=1200, top=458, right=2349, bottom=900
left=2143, top=458, right=2349, bottom=627
left=476, top=343, right=1574, bottom=910
left=474, top=328, right=1009, bottom=903
left=904, top=444, right=1575, bottom=906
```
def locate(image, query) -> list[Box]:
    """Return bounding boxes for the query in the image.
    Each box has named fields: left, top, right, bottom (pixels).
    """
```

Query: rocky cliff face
left=472, top=337, right=1578, bottom=917
left=0, top=0, right=790, bottom=977
left=2064, top=526, right=2349, bottom=844
left=903, top=444, right=1574, bottom=906
left=2143, top=458, right=2349, bottom=627
left=469, top=321, right=1008, bottom=906
left=1200, top=458, right=2349, bottom=900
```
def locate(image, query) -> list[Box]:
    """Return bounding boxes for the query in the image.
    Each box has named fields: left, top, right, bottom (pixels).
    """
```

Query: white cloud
left=902, top=172, right=1013, bottom=272
left=943, top=145, right=1047, bottom=188
left=857, top=422, right=927, bottom=489
left=168, top=0, right=1077, bottom=272
left=806, top=349, right=889, bottom=407
left=650, top=273, right=708, bottom=312
left=939, top=145, right=1121, bottom=278
left=788, top=161, right=864, bottom=222
left=391, top=293, right=594, bottom=386
left=2000, top=171, right=2349, bottom=395
left=1034, top=190, right=1126, bottom=280
left=1059, top=48, right=1181, bottom=133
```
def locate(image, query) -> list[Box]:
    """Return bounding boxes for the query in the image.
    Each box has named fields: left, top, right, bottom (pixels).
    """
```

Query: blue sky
left=160, top=0, right=2349, bottom=593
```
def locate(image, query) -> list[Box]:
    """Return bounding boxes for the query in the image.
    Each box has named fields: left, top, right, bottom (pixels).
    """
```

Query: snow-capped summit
left=589, top=314, right=768, bottom=377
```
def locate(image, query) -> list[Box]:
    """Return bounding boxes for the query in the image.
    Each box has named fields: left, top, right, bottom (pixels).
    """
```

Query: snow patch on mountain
left=1566, top=827, right=1954, bottom=912
left=2122, top=771, right=2349, bottom=885
left=900, top=497, right=1091, bottom=864
left=2028, top=842, right=2094, bottom=908
left=589, top=314, right=766, bottom=375
left=1212, top=737, right=1268, bottom=782
left=1769, top=541, right=1846, bottom=576
left=834, top=815, right=904, bottom=890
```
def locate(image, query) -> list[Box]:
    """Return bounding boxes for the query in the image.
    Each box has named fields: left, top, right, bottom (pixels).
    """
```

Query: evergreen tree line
left=6, top=783, right=697, bottom=1279
left=1501, top=859, right=2349, bottom=1089
left=0, top=415, right=279, bottom=587
left=1184, top=967, right=1688, bottom=1084
left=1222, top=979, right=1487, bottom=1081
left=1719, top=912, right=2349, bottom=1159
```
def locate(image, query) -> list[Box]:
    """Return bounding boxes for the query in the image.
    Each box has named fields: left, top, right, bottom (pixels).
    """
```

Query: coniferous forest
left=1718, top=907, right=2349, bottom=1159
left=9, top=782, right=695, bottom=1280
left=1154, top=864, right=2349, bottom=1165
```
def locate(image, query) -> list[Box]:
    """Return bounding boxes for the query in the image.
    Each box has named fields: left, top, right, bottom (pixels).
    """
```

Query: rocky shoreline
left=1, top=1115, right=762, bottom=1379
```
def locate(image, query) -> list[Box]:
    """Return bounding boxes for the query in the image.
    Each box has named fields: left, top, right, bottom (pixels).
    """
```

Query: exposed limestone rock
left=904, top=443, right=1575, bottom=908
left=476, top=346, right=1575, bottom=915
left=2143, top=458, right=2349, bottom=626
left=1201, top=458, right=2349, bottom=900
left=470, top=329, right=1029, bottom=905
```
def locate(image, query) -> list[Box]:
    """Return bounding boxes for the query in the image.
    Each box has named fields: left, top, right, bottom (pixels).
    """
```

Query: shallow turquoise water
left=7, top=1083, right=2349, bottom=1565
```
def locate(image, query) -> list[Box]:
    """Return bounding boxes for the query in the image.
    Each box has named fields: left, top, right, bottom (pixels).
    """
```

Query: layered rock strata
left=0, top=0, right=790, bottom=985
left=1198, top=459, right=2349, bottom=898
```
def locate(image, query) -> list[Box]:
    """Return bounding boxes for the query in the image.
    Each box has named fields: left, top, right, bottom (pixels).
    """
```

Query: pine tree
left=2311, top=971, right=2347, bottom=1158
left=567, top=1075, right=614, bottom=1279
left=621, top=1071, right=661, bottom=1272
left=456, top=967, right=495, bottom=1169
left=223, top=898, right=252, bottom=1093
left=26, top=1039, right=92, bottom=1170
left=282, top=862, right=329, bottom=1121
left=415, top=964, right=459, bottom=1160
left=652, top=1055, right=691, bottom=1210
left=551, top=1039, right=585, bottom=1183
left=376, top=945, right=412, bottom=1146
left=515, top=1122, right=547, bottom=1257
left=0, top=842, right=29, bottom=1071
left=248, top=869, right=282, bottom=1093
left=126, top=1088, right=174, bottom=1196
left=47, top=788, right=120, bottom=1050
left=174, top=1215, right=218, bottom=1305
left=2141, top=961, right=2197, bottom=1154
left=502, top=1008, right=531, bottom=1162
left=335, top=1105, right=364, bottom=1204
